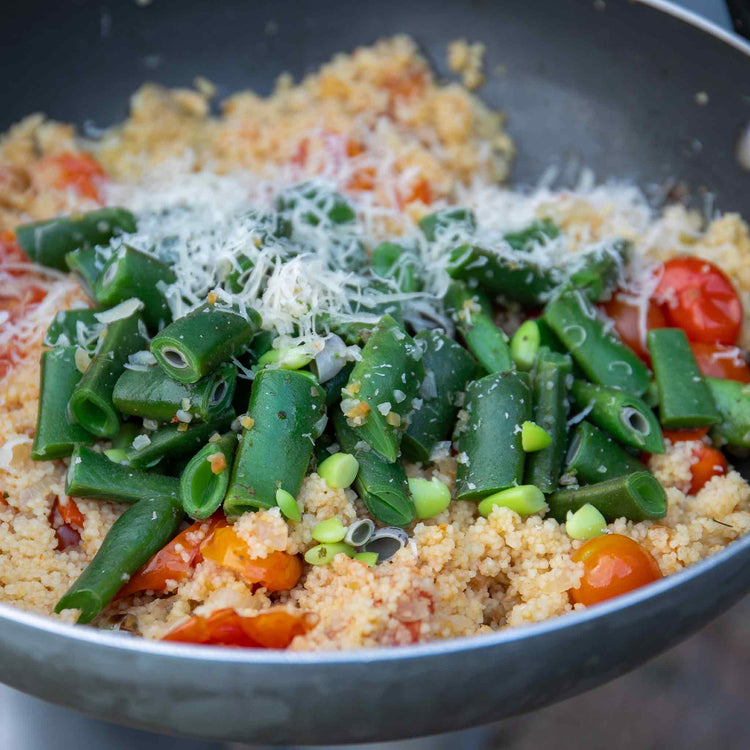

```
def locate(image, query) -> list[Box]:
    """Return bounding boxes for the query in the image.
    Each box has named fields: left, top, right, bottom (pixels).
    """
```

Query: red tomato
left=0, top=231, right=26, bottom=266
left=662, top=427, right=709, bottom=443
left=570, top=534, right=662, bottom=606
left=689, top=342, right=750, bottom=383
left=200, top=526, right=303, bottom=592
left=398, top=176, right=432, bottom=208
left=162, top=608, right=316, bottom=648
left=347, top=167, right=376, bottom=192
left=117, top=515, right=226, bottom=598
left=49, top=497, right=84, bottom=551
left=689, top=444, right=727, bottom=495
left=654, top=257, right=742, bottom=345
left=38, top=152, right=106, bottom=202
left=601, top=292, right=667, bottom=362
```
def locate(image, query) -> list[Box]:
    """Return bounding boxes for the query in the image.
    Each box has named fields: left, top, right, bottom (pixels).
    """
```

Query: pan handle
left=726, top=0, right=750, bottom=40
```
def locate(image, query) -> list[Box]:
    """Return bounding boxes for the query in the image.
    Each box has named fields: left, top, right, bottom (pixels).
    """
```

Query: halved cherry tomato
left=654, top=257, right=742, bottom=345
left=200, top=526, right=303, bottom=592
left=398, top=176, right=432, bottom=208
left=689, top=342, right=750, bottom=383
left=38, top=152, right=106, bottom=202
left=662, top=427, right=709, bottom=443
left=162, top=607, right=315, bottom=648
left=117, top=515, right=227, bottom=598
left=688, top=444, right=727, bottom=495
left=570, top=534, right=662, bottom=606
left=601, top=292, right=667, bottom=363
left=49, top=497, right=84, bottom=552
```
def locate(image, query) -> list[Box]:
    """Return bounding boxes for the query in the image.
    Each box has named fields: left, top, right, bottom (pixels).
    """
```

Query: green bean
left=66, top=446, right=180, bottom=503
left=444, top=282, right=513, bottom=374
left=341, top=314, right=424, bottom=463
left=454, top=371, right=532, bottom=501
left=647, top=328, right=720, bottom=429
left=126, top=410, right=235, bottom=469
left=546, top=471, right=667, bottom=522
left=565, top=421, right=646, bottom=484
left=94, top=245, right=176, bottom=330
left=318, top=452, right=359, bottom=489
left=112, top=422, right=142, bottom=451
left=408, top=477, right=451, bottom=519
left=276, top=182, right=355, bottom=226
left=55, top=495, right=184, bottom=623
left=564, top=503, right=607, bottom=540
left=503, top=219, right=559, bottom=252
left=510, top=320, right=540, bottom=371
left=706, top=377, right=750, bottom=449
left=569, top=240, right=629, bottom=302
left=570, top=380, right=664, bottom=454
left=31, top=347, right=94, bottom=460
left=543, top=289, right=650, bottom=396
left=16, top=208, right=136, bottom=270
left=524, top=350, right=572, bottom=492
left=180, top=433, right=238, bottom=519
left=44, top=308, right=102, bottom=350
left=371, top=242, right=421, bottom=293
left=322, top=361, right=355, bottom=407
left=151, top=302, right=262, bottom=383
left=402, top=329, right=477, bottom=463
left=333, top=411, right=414, bottom=526
left=113, top=363, right=236, bottom=422
left=477, top=485, right=547, bottom=518
left=65, top=246, right=105, bottom=297
left=418, top=208, right=476, bottom=242
left=68, top=311, right=146, bottom=438
left=223, top=370, right=326, bottom=516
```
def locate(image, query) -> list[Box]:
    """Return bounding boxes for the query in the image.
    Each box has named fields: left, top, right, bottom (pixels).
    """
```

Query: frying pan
left=1, top=0, right=749, bottom=744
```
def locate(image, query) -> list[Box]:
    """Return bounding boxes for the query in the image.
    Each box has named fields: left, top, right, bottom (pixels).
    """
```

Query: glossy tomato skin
left=602, top=292, right=667, bottom=363
left=689, top=342, right=750, bottom=383
left=688, top=444, right=727, bottom=495
left=571, top=534, right=662, bottom=606
left=654, top=257, right=742, bottom=345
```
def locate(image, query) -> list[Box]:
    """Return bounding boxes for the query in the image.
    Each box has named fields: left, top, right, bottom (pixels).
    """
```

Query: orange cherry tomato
left=689, top=342, right=750, bottom=383
left=347, top=166, right=376, bottom=192
left=662, top=427, right=709, bottom=443
left=38, top=152, right=106, bottom=202
left=398, top=176, right=432, bottom=208
left=200, top=526, right=303, bottom=592
left=117, top=515, right=226, bottom=598
left=688, top=444, right=727, bottom=495
left=162, top=608, right=315, bottom=648
left=654, top=257, right=742, bottom=345
left=601, top=292, right=667, bottom=363
left=570, top=534, right=662, bottom=606
left=49, top=497, right=84, bottom=551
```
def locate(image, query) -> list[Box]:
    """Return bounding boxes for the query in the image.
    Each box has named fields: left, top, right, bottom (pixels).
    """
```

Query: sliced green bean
left=180, top=433, right=238, bottom=519
left=543, top=289, right=650, bottom=396
left=570, top=380, right=664, bottom=454
left=151, top=302, right=262, bottom=383
left=402, top=329, right=478, bottom=463
left=31, top=347, right=94, bottom=460
left=510, top=320, right=541, bottom=371
left=503, top=219, right=559, bottom=252
left=55, top=495, right=184, bottom=623
left=565, top=421, right=646, bottom=484
left=68, top=311, right=146, bottom=438
left=276, top=182, right=355, bottom=226
left=418, top=208, right=476, bottom=242
left=223, top=370, right=325, bottom=516
left=569, top=240, right=629, bottom=302
left=371, top=242, right=421, bottom=293
left=706, top=377, right=750, bottom=449
left=65, top=246, right=105, bottom=297
left=44, top=308, right=102, bottom=350
left=408, top=477, right=451, bottom=519
left=477, top=485, right=547, bottom=518
left=112, top=422, right=142, bottom=451
left=454, top=371, right=532, bottom=501
left=647, top=328, right=720, bottom=429
left=546, top=471, right=667, bottom=522
left=342, top=314, right=424, bottom=463
left=113, top=362, right=236, bottom=422
left=322, top=361, right=355, bottom=407
left=66, top=446, right=180, bottom=503
left=16, top=207, right=136, bottom=270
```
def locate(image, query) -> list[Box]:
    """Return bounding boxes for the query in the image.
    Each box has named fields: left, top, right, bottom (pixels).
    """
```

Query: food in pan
left=1, top=37, right=749, bottom=649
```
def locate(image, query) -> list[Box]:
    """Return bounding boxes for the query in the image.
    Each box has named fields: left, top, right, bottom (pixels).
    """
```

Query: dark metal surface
left=0, top=0, right=749, bottom=744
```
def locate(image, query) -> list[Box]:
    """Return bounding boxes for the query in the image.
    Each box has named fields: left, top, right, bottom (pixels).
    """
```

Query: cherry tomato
left=49, top=497, right=84, bottom=552
left=0, top=231, right=26, bottom=266
left=347, top=167, right=376, bottom=192
left=162, top=608, right=315, bottom=648
left=689, top=342, right=750, bottom=383
left=570, top=534, right=662, bottom=606
left=688, top=444, right=727, bottom=495
left=200, top=526, right=303, bottom=592
left=601, top=292, right=667, bottom=363
left=654, top=257, right=742, bottom=345
left=662, top=427, right=709, bottom=443
left=37, top=152, right=106, bottom=202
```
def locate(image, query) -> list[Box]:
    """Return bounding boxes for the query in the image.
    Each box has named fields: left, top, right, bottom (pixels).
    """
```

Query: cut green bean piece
left=66, top=446, right=179, bottom=503
left=113, top=363, right=236, bottom=423
left=371, top=242, right=421, bottom=293
left=318, top=452, right=359, bottom=489
left=565, top=421, right=646, bottom=484
left=68, top=311, right=146, bottom=438
left=112, top=422, right=142, bottom=451
left=565, top=504, right=607, bottom=540
left=569, top=240, right=630, bottom=302
left=706, top=377, right=750, bottom=449
left=276, top=182, right=355, bottom=226
left=570, top=380, right=664, bottom=454
left=31, top=347, right=95, bottom=460
left=126, top=411, right=235, bottom=469
left=304, top=542, right=356, bottom=566
left=353, top=551, right=379, bottom=567
left=521, top=421, right=552, bottom=452
left=647, top=328, right=720, bottom=429
left=445, top=282, right=512, bottom=374
left=322, top=361, right=355, bottom=407
left=455, top=371, right=532, bottom=501
left=402, top=329, right=478, bottom=463
left=544, top=289, right=650, bottom=396
left=151, top=302, right=262, bottom=383
left=510, top=320, right=541, bottom=371
left=179, top=433, right=238, bottom=520
left=477, top=485, right=547, bottom=518
left=65, top=246, right=105, bottom=297
left=312, top=517, right=347, bottom=544
left=334, top=411, right=415, bottom=527
left=547, top=471, right=667, bottom=522
left=257, top=346, right=313, bottom=371
left=55, top=495, right=184, bottom=623
left=418, top=208, right=476, bottom=242
left=94, top=245, right=176, bottom=330
left=503, top=219, right=559, bottom=252
left=342, top=314, right=424, bottom=463
left=44, top=308, right=102, bottom=350
left=408, top=477, right=451, bottom=519
left=275, top=488, right=301, bottom=522
left=16, top=207, right=136, bottom=271
left=223, top=369, right=325, bottom=516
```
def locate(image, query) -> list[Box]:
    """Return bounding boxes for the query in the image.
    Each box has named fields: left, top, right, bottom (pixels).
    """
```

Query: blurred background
left=0, top=1, right=747, bottom=748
